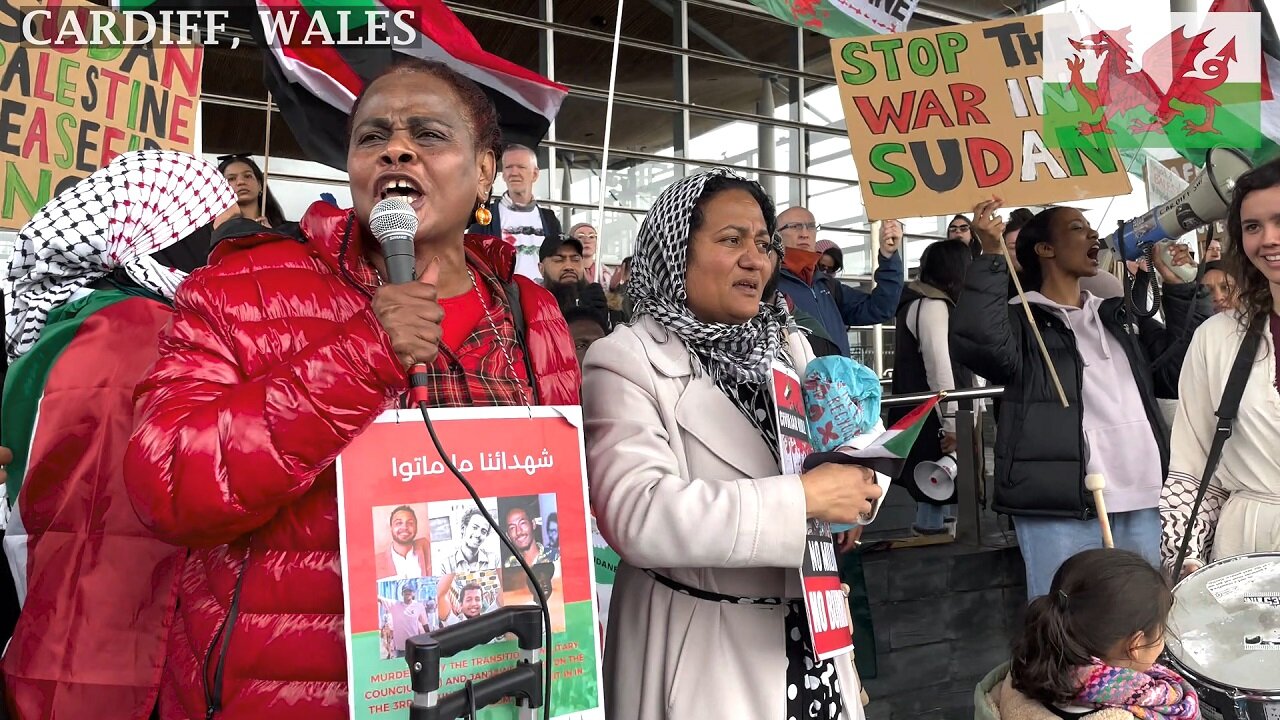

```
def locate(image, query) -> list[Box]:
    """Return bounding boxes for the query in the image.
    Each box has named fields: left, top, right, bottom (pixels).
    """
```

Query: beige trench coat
left=582, top=316, right=865, bottom=720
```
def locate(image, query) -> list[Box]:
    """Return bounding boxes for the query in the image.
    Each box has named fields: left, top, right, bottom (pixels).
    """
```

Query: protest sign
left=830, top=15, right=1132, bottom=221
left=0, top=0, right=203, bottom=230
left=1143, top=156, right=1206, bottom=254
left=335, top=407, right=604, bottom=720
left=773, top=364, right=854, bottom=661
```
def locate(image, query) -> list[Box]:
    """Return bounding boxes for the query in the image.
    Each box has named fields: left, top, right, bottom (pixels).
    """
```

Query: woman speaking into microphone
left=582, top=169, right=881, bottom=720
left=125, top=60, right=577, bottom=720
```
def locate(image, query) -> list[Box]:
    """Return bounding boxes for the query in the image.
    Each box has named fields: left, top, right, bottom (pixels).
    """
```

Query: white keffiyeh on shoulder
left=3, top=150, right=234, bottom=361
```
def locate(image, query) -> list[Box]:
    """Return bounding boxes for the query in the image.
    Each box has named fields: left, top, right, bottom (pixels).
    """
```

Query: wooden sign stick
left=997, top=229, right=1069, bottom=408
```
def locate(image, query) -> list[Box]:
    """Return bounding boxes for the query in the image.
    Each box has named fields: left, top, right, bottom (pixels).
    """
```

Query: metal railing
left=881, top=385, right=1007, bottom=547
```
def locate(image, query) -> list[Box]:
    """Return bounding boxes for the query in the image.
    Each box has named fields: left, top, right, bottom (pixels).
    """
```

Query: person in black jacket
left=952, top=200, right=1209, bottom=600
left=890, top=239, right=975, bottom=534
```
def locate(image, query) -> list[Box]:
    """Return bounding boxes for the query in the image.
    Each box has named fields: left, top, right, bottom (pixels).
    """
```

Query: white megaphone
left=913, top=454, right=958, bottom=502
left=1108, top=146, right=1253, bottom=270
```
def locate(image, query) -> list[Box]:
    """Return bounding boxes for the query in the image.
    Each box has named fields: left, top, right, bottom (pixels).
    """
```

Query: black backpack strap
left=503, top=279, right=541, bottom=405
left=1172, top=320, right=1263, bottom=573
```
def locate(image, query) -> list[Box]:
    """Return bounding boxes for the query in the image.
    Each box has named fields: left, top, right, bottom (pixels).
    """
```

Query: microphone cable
left=413, top=399, right=554, bottom=720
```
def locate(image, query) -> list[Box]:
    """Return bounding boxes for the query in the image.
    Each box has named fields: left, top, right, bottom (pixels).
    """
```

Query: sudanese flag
left=253, top=0, right=567, bottom=170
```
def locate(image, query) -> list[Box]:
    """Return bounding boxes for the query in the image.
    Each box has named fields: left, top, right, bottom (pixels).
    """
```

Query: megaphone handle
left=1092, top=490, right=1115, bottom=549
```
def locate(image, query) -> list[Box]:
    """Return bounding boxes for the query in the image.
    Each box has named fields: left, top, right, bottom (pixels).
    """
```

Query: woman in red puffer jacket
left=124, top=59, right=579, bottom=720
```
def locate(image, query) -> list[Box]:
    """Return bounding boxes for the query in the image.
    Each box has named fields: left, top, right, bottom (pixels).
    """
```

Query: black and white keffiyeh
left=3, top=150, right=234, bottom=361
left=628, top=168, right=791, bottom=384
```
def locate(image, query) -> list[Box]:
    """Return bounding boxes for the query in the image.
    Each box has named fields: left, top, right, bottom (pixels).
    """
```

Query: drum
left=1166, top=553, right=1280, bottom=720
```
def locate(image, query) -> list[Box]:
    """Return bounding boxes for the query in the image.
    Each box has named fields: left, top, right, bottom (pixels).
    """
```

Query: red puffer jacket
left=124, top=202, right=579, bottom=720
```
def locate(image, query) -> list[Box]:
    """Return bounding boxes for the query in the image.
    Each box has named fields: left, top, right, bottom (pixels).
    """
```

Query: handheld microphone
left=369, top=197, right=430, bottom=402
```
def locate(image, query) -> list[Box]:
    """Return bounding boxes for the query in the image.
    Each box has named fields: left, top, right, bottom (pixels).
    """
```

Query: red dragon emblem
left=1066, top=25, right=1238, bottom=137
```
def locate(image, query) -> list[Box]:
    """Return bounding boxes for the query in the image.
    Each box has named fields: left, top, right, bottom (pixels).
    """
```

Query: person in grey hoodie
left=951, top=201, right=1209, bottom=600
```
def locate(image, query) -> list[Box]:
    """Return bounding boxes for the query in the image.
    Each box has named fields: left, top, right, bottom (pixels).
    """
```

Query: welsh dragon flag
left=744, top=0, right=919, bottom=37
left=804, top=393, right=941, bottom=478
left=1194, top=0, right=1280, bottom=165
left=1041, top=7, right=1277, bottom=169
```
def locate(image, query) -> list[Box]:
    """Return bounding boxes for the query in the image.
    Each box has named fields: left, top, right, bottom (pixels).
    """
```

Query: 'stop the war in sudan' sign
left=830, top=15, right=1132, bottom=221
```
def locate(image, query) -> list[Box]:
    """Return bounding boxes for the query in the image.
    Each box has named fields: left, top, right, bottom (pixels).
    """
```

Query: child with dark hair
left=976, top=549, right=1199, bottom=720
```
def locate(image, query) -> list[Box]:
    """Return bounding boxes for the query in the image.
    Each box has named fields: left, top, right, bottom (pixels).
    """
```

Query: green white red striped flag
left=744, top=0, right=918, bottom=38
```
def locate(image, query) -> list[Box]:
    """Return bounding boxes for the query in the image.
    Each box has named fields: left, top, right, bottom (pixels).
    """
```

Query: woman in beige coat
left=582, top=169, right=881, bottom=720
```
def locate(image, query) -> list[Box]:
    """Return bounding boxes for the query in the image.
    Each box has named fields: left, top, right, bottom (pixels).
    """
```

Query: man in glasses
left=775, top=206, right=904, bottom=357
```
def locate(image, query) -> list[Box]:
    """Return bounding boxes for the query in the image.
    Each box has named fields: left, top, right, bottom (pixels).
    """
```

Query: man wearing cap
left=539, top=235, right=612, bottom=329
left=775, top=207, right=904, bottom=357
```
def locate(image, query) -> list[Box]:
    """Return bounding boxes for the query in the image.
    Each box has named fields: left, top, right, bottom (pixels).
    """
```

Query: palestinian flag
left=0, top=288, right=187, bottom=716
left=744, top=0, right=916, bottom=37
left=802, top=393, right=941, bottom=478
left=116, top=0, right=568, bottom=171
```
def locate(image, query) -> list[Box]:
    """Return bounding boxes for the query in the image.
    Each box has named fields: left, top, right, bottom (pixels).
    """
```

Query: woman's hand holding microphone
left=801, top=463, right=883, bottom=526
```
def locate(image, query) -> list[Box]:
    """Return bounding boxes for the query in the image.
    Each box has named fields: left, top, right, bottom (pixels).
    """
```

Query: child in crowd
left=975, top=549, right=1199, bottom=720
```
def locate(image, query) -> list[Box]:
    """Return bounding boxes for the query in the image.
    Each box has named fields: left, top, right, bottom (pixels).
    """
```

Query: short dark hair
left=563, top=306, right=608, bottom=334
left=820, top=247, right=844, bottom=273
left=948, top=214, right=970, bottom=228
left=460, top=583, right=483, bottom=601
left=348, top=58, right=501, bottom=160
left=1010, top=549, right=1172, bottom=706
left=389, top=505, right=416, bottom=525
left=918, top=239, right=973, bottom=302
left=1004, top=207, right=1036, bottom=238
left=460, top=507, right=484, bottom=531
left=1014, top=206, right=1071, bottom=292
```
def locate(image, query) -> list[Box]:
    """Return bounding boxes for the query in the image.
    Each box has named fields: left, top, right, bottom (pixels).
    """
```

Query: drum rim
left=1164, top=652, right=1280, bottom=700
left=1167, top=551, right=1280, bottom=697
left=1170, top=551, right=1280, bottom=595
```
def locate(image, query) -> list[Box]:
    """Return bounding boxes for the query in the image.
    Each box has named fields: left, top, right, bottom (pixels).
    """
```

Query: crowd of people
left=0, top=55, right=1278, bottom=720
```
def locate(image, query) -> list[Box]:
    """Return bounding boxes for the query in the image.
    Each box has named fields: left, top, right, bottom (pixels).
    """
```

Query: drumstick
left=1085, top=474, right=1114, bottom=549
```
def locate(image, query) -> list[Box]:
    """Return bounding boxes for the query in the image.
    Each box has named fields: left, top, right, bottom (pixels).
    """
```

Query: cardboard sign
left=0, top=0, right=203, bottom=230
left=773, top=364, right=854, bottom=661
left=1143, top=156, right=1197, bottom=249
left=830, top=15, right=1132, bottom=221
left=335, top=407, right=604, bottom=720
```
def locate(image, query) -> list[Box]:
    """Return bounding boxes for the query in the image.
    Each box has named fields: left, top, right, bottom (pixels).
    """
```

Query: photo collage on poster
left=372, top=494, right=568, bottom=660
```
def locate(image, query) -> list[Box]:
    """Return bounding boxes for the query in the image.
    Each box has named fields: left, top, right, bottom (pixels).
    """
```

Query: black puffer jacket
left=951, top=255, right=1209, bottom=519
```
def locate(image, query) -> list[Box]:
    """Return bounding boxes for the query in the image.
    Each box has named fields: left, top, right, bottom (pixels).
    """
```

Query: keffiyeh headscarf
left=3, top=150, right=234, bottom=361
left=628, top=168, right=792, bottom=384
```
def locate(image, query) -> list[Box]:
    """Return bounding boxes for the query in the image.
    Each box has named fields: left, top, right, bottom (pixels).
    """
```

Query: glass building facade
left=7, top=0, right=1152, bottom=372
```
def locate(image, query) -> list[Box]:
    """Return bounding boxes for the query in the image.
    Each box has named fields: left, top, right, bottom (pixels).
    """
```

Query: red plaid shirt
left=344, top=246, right=534, bottom=409
left=415, top=262, right=532, bottom=409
